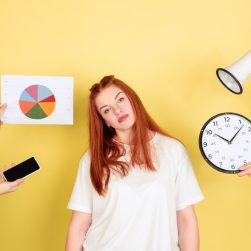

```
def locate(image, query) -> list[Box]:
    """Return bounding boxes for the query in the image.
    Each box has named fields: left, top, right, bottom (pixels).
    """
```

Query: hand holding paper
left=0, top=103, right=7, bottom=127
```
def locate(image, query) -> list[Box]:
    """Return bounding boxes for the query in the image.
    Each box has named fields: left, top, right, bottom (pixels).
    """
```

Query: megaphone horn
left=216, top=50, right=251, bottom=94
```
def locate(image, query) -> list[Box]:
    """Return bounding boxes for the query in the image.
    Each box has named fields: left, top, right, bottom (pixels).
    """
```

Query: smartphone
left=3, top=157, right=40, bottom=182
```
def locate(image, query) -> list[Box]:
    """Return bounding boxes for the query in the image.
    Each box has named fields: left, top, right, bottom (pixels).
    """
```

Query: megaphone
left=216, top=50, right=251, bottom=94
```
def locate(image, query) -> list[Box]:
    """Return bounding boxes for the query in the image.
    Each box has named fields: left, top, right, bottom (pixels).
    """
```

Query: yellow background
left=0, top=0, right=251, bottom=250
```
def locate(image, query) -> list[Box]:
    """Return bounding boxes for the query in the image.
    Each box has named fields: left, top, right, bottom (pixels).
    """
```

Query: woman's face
left=95, top=85, right=135, bottom=133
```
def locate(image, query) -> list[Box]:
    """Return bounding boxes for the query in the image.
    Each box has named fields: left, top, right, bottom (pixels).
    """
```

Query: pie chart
left=19, top=85, right=56, bottom=119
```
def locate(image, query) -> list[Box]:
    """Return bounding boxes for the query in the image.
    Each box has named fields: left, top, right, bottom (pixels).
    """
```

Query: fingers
left=2, top=163, right=15, bottom=171
left=14, top=179, right=24, bottom=185
left=0, top=178, right=24, bottom=194
left=0, top=164, right=16, bottom=183
left=0, top=172, right=5, bottom=183
left=0, top=163, right=24, bottom=194
left=12, top=179, right=24, bottom=187
left=8, top=179, right=24, bottom=192
left=238, top=164, right=251, bottom=177
left=0, top=103, right=7, bottom=115
left=0, top=103, right=7, bottom=127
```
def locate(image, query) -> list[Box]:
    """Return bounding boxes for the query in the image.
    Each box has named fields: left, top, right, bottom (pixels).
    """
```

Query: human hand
left=0, top=164, right=24, bottom=195
left=238, top=163, right=251, bottom=177
left=0, top=103, right=7, bottom=127
left=0, top=178, right=24, bottom=195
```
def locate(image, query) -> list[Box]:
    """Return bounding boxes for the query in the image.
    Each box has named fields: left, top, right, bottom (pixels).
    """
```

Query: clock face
left=199, top=112, right=251, bottom=173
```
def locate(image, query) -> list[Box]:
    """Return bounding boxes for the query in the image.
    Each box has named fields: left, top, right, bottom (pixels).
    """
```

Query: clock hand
left=215, top=134, right=230, bottom=144
left=229, top=125, right=244, bottom=144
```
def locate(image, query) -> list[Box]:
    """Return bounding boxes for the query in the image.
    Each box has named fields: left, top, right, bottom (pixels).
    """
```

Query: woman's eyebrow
left=114, top=91, right=123, bottom=100
left=99, top=91, right=124, bottom=111
left=99, top=105, right=108, bottom=111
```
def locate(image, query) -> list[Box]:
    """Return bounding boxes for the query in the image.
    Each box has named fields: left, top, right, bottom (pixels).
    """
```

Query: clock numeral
left=203, top=142, right=207, bottom=147
left=213, top=121, right=218, bottom=126
left=224, top=117, right=230, bottom=122
left=206, top=130, right=212, bottom=135
left=234, top=126, right=239, bottom=130
left=218, top=127, right=223, bottom=131
left=230, top=158, right=235, bottom=162
left=248, top=127, right=251, bottom=132
left=211, top=142, right=216, bottom=146
left=225, top=124, right=230, bottom=128
left=243, top=160, right=247, bottom=165
left=219, top=162, right=222, bottom=167
left=239, top=120, right=242, bottom=124
left=208, top=154, right=212, bottom=159
left=231, top=164, right=235, bottom=169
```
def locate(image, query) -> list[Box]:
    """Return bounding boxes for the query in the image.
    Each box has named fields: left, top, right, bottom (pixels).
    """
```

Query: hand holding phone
left=3, top=157, right=40, bottom=182
left=0, top=178, right=24, bottom=195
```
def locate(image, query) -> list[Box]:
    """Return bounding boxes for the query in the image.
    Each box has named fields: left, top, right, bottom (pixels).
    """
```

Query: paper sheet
left=1, top=75, right=73, bottom=124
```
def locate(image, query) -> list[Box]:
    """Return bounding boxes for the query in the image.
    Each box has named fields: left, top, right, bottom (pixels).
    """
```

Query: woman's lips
left=118, top=114, right=128, bottom=123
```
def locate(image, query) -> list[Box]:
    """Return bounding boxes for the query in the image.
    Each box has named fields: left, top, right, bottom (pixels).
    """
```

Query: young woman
left=66, top=76, right=204, bottom=251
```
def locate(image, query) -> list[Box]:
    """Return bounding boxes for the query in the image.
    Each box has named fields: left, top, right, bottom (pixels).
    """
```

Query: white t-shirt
left=68, top=133, right=204, bottom=251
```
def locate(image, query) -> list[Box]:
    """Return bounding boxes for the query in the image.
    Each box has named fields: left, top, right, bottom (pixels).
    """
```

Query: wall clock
left=199, top=112, right=251, bottom=173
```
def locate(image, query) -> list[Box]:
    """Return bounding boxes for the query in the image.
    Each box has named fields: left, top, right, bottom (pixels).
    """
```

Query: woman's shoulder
left=155, top=132, right=183, bottom=149
left=75, top=150, right=92, bottom=181
left=79, top=149, right=91, bottom=166
left=154, top=132, right=187, bottom=158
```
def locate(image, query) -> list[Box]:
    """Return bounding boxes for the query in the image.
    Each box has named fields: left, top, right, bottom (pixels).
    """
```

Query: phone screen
left=3, top=157, right=40, bottom=182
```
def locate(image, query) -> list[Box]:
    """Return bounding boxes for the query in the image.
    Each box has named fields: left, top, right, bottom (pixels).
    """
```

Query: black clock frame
left=199, top=112, right=251, bottom=174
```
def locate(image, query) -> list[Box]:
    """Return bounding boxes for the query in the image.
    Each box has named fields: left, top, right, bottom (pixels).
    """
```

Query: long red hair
left=89, top=75, right=171, bottom=195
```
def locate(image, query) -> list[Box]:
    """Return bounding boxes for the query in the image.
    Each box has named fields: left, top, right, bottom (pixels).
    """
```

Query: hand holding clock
left=238, top=163, right=251, bottom=177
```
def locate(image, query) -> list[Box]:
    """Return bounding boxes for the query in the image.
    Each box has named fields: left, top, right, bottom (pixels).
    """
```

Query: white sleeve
left=175, top=144, right=204, bottom=211
left=67, top=151, right=93, bottom=213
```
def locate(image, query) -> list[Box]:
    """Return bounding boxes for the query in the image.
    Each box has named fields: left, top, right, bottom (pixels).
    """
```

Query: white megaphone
left=216, top=50, right=251, bottom=94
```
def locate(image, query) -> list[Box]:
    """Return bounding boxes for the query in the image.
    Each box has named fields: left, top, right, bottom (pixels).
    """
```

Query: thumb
left=14, top=179, right=24, bottom=185
left=0, top=103, right=7, bottom=117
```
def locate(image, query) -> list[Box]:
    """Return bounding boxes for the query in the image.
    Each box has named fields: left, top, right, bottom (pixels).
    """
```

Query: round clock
left=199, top=112, right=251, bottom=173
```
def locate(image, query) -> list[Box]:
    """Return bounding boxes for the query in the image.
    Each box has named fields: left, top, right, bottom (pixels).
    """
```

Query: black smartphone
left=3, top=157, right=40, bottom=182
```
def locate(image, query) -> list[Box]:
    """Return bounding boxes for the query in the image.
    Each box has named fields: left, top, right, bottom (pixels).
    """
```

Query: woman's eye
left=104, top=108, right=110, bottom=114
left=118, top=97, right=125, bottom=102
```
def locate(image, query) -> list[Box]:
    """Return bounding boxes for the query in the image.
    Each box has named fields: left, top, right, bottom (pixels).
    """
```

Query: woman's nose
left=114, top=104, right=122, bottom=115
